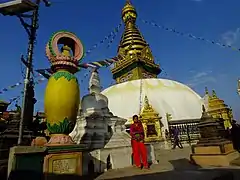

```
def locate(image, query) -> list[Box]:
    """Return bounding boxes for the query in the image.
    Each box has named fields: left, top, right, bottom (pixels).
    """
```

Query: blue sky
left=0, top=0, right=240, bottom=119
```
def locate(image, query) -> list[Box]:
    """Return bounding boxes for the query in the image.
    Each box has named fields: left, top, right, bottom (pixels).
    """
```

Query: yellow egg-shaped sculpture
left=44, top=70, right=80, bottom=134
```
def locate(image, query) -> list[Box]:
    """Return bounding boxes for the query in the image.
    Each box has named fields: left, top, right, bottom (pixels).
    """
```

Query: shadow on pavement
left=8, top=170, right=101, bottom=180
left=99, top=159, right=240, bottom=180
left=169, top=158, right=200, bottom=170
left=106, top=169, right=238, bottom=180
left=6, top=159, right=240, bottom=180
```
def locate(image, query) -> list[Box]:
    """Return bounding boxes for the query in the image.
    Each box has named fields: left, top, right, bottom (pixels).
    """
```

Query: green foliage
left=52, top=71, right=77, bottom=82
left=46, top=118, right=73, bottom=134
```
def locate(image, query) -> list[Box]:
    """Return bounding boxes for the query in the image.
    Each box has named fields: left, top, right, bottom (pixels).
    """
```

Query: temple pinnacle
left=89, top=69, right=101, bottom=94
left=122, top=0, right=137, bottom=23
left=126, top=0, right=131, bottom=4
left=205, top=87, right=208, bottom=95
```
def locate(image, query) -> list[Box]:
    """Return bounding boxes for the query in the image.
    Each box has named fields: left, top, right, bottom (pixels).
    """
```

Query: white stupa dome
left=102, top=78, right=203, bottom=129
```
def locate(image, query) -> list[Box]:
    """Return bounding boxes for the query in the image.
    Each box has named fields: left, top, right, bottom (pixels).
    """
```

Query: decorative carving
left=52, top=158, right=76, bottom=174
left=141, top=46, right=154, bottom=62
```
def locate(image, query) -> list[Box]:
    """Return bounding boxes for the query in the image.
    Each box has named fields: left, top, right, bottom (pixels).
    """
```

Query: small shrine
left=191, top=105, right=239, bottom=166
left=70, top=69, right=113, bottom=149
left=204, top=88, right=233, bottom=129
left=140, top=95, right=162, bottom=142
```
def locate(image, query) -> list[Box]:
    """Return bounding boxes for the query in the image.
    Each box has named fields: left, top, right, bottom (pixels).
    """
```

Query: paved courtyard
left=95, top=146, right=240, bottom=180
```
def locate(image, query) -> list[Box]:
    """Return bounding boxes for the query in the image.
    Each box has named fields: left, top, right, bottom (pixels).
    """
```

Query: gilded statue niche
left=139, top=95, right=163, bottom=142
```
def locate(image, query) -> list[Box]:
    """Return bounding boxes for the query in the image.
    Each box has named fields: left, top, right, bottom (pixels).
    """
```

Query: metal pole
left=17, top=0, right=40, bottom=145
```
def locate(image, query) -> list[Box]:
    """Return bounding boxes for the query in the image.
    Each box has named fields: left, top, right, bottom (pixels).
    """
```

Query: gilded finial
left=205, top=87, right=208, bottom=95
left=166, top=113, right=172, bottom=121
left=212, top=90, right=217, bottom=98
left=144, top=95, right=150, bottom=108
left=61, top=45, right=71, bottom=57
left=126, top=0, right=131, bottom=4
left=122, top=0, right=137, bottom=23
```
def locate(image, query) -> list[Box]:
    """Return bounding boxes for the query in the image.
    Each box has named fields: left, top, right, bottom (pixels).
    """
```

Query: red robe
left=130, top=121, right=148, bottom=168
left=130, top=121, right=145, bottom=141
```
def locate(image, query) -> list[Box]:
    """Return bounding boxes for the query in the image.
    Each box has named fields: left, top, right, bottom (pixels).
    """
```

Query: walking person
left=165, top=129, right=169, bottom=140
left=231, top=120, right=240, bottom=152
left=172, top=127, right=183, bottom=149
left=130, top=115, right=149, bottom=169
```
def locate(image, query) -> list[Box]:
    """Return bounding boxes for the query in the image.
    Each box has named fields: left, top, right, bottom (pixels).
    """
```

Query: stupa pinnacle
left=111, top=0, right=161, bottom=84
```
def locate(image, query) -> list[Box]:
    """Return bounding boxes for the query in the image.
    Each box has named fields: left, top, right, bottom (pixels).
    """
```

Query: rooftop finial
left=205, top=87, right=208, bottom=95
left=144, top=95, right=150, bottom=108
left=89, top=69, right=101, bottom=94
left=61, top=45, right=71, bottom=57
left=122, top=0, right=137, bottom=24
left=212, top=89, right=217, bottom=98
left=126, top=0, right=131, bottom=4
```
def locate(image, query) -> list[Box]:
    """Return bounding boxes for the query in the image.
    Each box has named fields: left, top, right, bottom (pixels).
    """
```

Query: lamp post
left=0, top=0, right=50, bottom=145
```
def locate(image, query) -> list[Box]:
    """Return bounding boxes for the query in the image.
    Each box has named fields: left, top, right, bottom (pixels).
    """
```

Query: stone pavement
left=95, top=146, right=240, bottom=180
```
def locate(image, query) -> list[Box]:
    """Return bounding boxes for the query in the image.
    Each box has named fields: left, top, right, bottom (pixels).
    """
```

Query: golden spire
left=111, top=0, right=161, bottom=83
left=119, top=0, right=147, bottom=56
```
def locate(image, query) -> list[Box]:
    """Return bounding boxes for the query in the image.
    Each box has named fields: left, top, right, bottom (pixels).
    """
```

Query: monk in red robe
left=130, top=115, right=149, bottom=169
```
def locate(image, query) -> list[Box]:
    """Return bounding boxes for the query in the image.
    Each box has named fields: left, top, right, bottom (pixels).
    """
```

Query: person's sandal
left=143, top=166, right=150, bottom=170
left=133, top=165, right=141, bottom=169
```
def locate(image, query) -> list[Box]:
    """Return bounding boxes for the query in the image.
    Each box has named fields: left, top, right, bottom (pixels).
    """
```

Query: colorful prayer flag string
left=107, top=23, right=123, bottom=48
left=9, top=96, right=21, bottom=104
left=140, top=19, right=240, bottom=52
left=84, top=23, right=122, bottom=58
left=0, top=70, right=45, bottom=95
left=79, top=56, right=119, bottom=69
left=0, top=82, right=23, bottom=95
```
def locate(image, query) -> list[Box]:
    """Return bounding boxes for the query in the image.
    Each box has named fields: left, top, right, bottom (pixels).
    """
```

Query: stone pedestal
left=7, top=145, right=88, bottom=180
left=0, top=113, right=34, bottom=180
left=191, top=141, right=239, bottom=166
left=43, top=145, right=86, bottom=178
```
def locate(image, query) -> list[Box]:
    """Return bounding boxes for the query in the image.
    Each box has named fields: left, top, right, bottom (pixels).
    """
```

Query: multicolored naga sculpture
left=44, top=30, right=84, bottom=145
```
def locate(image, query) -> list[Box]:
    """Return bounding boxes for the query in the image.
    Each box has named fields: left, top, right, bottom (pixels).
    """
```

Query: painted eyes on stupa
left=120, top=73, right=133, bottom=82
